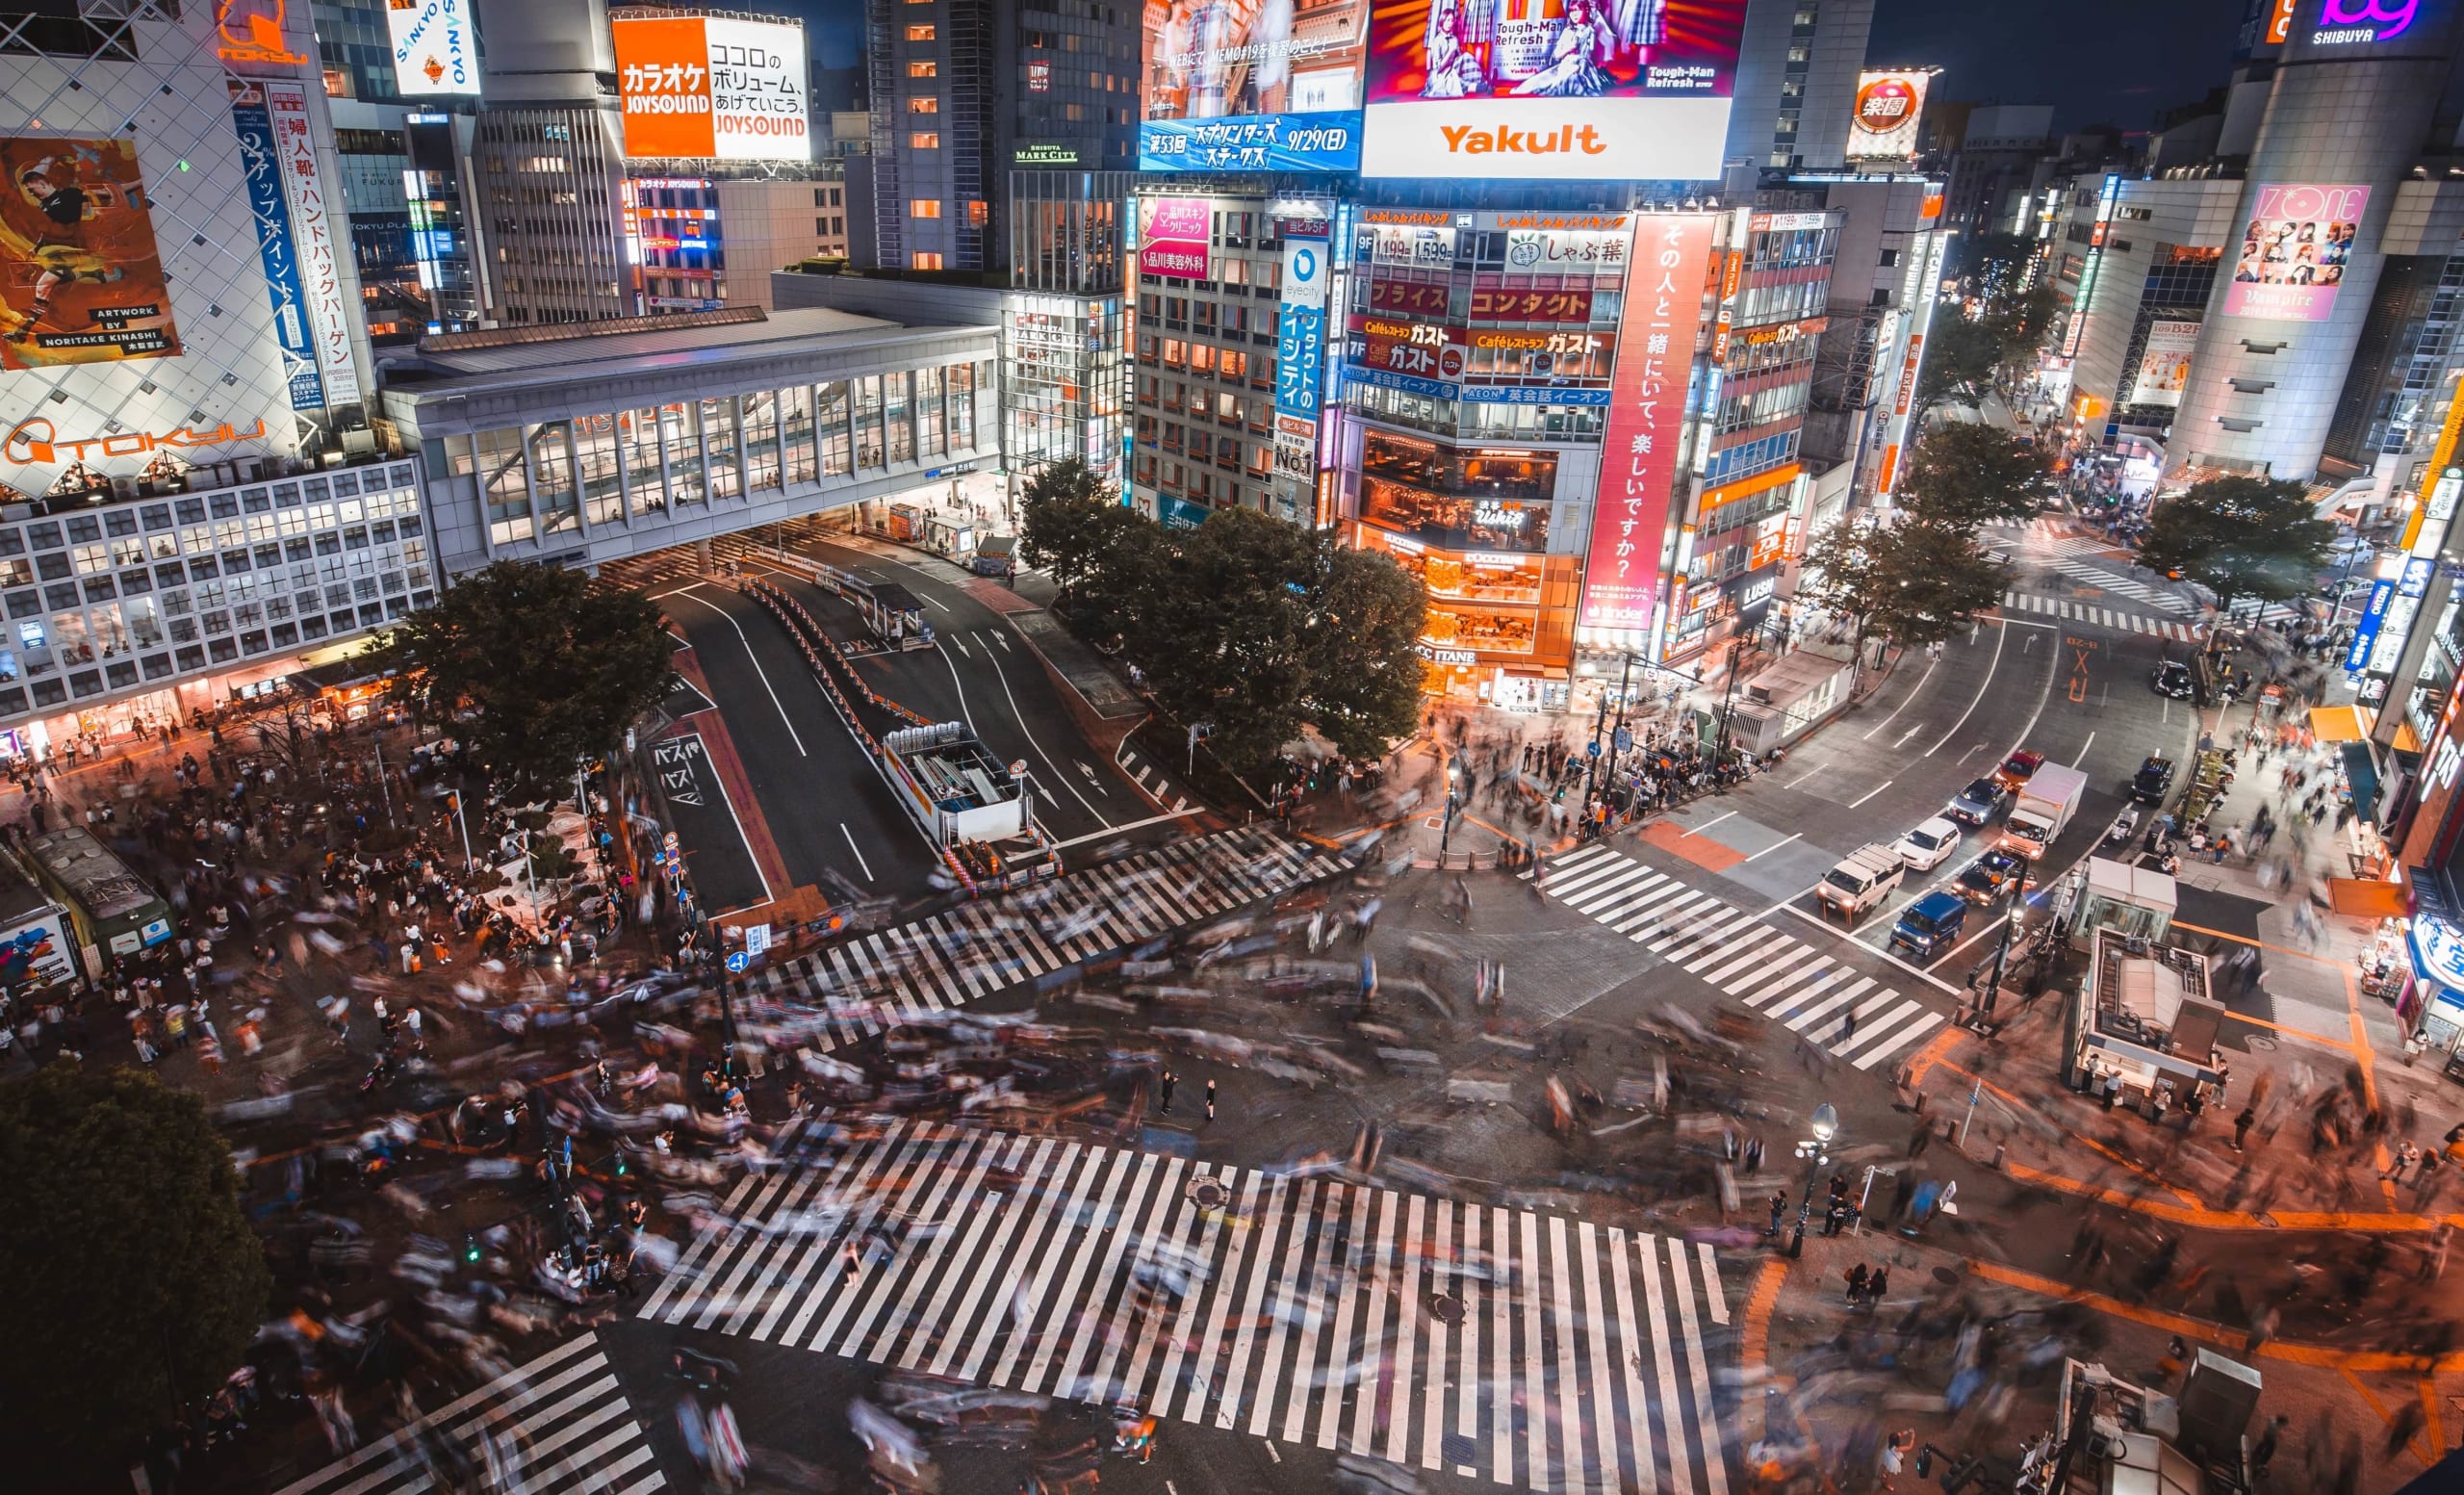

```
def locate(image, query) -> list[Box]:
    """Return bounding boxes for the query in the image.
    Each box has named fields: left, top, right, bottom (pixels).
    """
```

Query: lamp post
left=1788, top=1101, right=1838, bottom=1259
left=1438, top=759, right=1461, bottom=863
left=1978, top=859, right=2031, bottom=1024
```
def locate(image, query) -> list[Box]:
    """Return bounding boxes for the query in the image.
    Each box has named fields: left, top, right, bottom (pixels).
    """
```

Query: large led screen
left=0, top=136, right=181, bottom=370
left=1358, top=0, right=1747, bottom=180
left=2224, top=182, right=2367, bottom=322
left=615, top=15, right=811, bottom=162
left=1138, top=0, right=1368, bottom=171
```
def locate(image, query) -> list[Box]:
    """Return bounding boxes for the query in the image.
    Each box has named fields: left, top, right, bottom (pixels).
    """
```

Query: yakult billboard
left=614, top=15, right=811, bottom=162
left=1357, top=0, right=1747, bottom=180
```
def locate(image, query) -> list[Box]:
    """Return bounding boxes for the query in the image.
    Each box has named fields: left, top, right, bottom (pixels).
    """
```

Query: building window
left=911, top=251, right=944, bottom=270
left=967, top=200, right=988, bottom=227
left=702, top=398, right=741, bottom=502
left=906, top=22, right=936, bottom=39
left=911, top=198, right=943, bottom=219
left=908, top=61, right=937, bottom=77
left=575, top=413, right=623, bottom=527
left=621, top=407, right=665, bottom=519
left=818, top=380, right=853, bottom=476
left=742, top=390, right=783, bottom=493
left=475, top=427, right=532, bottom=546
left=908, top=95, right=938, bottom=114
left=660, top=402, right=706, bottom=506
left=910, top=132, right=940, bottom=149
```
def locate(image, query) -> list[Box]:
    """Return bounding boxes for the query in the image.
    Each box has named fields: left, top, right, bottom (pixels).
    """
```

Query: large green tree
left=1016, top=457, right=1149, bottom=614
left=1914, top=314, right=2004, bottom=409
left=1803, top=517, right=2011, bottom=662
left=378, top=560, right=676, bottom=796
left=1895, top=423, right=2056, bottom=528
left=1064, top=504, right=1425, bottom=770
left=0, top=1065, right=269, bottom=1485
left=2133, top=476, right=2335, bottom=616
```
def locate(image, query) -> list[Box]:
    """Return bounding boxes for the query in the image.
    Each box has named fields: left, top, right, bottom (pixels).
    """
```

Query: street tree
left=0, top=1064, right=270, bottom=1486
left=1110, top=506, right=1424, bottom=770
left=1016, top=457, right=1148, bottom=616
left=1915, top=314, right=2003, bottom=408
left=1803, top=517, right=2010, bottom=664
left=2132, top=475, right=2335, bottom=616
left=378, top=560, right=676, bottom=798
left=1895, top=423, right=2056, bottom=528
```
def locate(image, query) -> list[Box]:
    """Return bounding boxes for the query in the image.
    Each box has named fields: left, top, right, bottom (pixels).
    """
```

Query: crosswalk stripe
left=1763, top=966, right=1853, bottom=1019
left=1554, top=857, right=1656, bottom=904
left=1783, top=975, right=1875, bottom=1034
left=1854, top=1010, right=1944, bottom=1070
left=1735, top=956, right=1829, bottom=1007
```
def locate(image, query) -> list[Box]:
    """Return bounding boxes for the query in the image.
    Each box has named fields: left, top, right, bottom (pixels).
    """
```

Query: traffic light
left=463, top=1233, right=482, bottom=1265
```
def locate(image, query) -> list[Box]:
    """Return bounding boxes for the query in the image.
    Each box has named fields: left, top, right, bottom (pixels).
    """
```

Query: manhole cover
left=1428, top=1292, right=1464, bottom=1325
left=1185, top=1175, right=1229, bottom=1210
left=2246, top=1036, right=2277, bottom=1051
left=1442, top=1432, right=1478, bottom=1466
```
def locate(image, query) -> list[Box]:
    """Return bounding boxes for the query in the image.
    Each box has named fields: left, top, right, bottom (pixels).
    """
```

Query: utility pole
left=1979, top=858, right=2030, bottom=1023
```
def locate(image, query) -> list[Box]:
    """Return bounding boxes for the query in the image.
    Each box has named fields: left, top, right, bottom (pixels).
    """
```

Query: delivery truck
left=2000, top=760, right=2088, bottom=861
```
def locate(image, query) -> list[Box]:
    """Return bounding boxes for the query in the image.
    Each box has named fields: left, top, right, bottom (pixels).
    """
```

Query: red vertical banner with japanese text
left=1578, top=214, right=1714, bottom=635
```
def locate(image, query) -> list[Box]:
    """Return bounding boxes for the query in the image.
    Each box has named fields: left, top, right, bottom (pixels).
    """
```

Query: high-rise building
left=1938, top=103, right=2055, bottom=246
left=2171, top=1, right=2464, bottom=481
left=1727, top=0, right=1881, bottom=173
left=468, top=0, right=632, bottom=324
left=0, top=0, right=424, bottom=755
left=864, top=0, right=1141, bottom=272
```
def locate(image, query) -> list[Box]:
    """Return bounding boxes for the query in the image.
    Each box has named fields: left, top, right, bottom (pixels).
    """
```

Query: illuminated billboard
left=1138, top=0, right=1368, bottom=170
left=1138, top=196, right=1212, bottom=280
left=2224, top=182, right=2367, bottom=322
left=2128, top=319, right=2200, bottom=408
left=0, top=136, right=181, bottom=370
left=1358, top=0, right=1747, bottom=180
left=614, top=15, right=811, bottom=161
left=386, top=0, right=479, bottom=96
left=1846, top=69, right=1929, bottom=163
left=1581, top=214, right=1714, bottom=637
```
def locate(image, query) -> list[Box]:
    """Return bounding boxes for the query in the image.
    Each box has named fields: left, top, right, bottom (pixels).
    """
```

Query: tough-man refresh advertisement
left=0, top=136, right=181, bottom=370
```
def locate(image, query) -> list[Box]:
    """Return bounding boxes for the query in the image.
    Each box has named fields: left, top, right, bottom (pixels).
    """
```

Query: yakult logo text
left=1437, top=121, right=1608, bottom=157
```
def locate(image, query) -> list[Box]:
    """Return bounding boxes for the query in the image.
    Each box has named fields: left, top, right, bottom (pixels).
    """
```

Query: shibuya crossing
left=5, top=2, right=2464, bottom=1495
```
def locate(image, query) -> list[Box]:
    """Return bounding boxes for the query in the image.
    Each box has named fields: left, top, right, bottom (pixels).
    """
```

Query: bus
left=22, top=827, right=172, bottom=969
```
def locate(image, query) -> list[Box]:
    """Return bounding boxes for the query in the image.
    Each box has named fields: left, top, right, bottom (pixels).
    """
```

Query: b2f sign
left=615, top=15, right=811, bottom=161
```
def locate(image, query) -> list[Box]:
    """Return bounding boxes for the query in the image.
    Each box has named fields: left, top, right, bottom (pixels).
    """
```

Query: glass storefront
left=1358, top=431, right=1556, bottom=554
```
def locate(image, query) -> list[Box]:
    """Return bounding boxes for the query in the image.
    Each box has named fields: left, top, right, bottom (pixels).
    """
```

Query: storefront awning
left=2328, top=877, right=2408, bottom=919
left=2311, top=705, right=2370, bottom=743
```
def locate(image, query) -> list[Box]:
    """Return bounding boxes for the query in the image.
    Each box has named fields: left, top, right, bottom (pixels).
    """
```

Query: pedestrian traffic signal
left=463, top=1233, right=482, bottom=1265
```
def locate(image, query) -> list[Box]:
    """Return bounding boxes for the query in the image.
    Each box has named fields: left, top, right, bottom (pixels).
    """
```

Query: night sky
left=770, top=0, right=2256, bottom=135
left=1868, top=0, right=2254, bottom=132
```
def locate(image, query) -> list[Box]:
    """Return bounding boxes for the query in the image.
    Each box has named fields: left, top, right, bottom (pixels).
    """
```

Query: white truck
left=1816, top=843, right=1906, bottom=924
left=2001, top=761, right=2089, bottom=860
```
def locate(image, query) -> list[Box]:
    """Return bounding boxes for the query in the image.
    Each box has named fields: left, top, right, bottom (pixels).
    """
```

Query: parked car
left=1890, top=889, right=1969, bottom=959
left=1957, top=848, right=2028, bottom=904
left=1948, top=777, right=2011, bottom=826
left=1892, top=816, right=1964, bottom=873
left=1993, top=750, right=2046, bottom=792
left=2130, top=756, right=2177, bottom=804
left=2151, top=659, right=2194, bottom=700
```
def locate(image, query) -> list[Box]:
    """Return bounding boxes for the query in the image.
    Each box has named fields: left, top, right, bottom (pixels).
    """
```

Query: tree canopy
left=1802, top=517, right=2011, bottom=657
left=378, top=561, right=677, bottom=797
left=2133, top=476, right=2336, bottom=614
left=1895, top=423, right=2056, bottom=528
left=1016, top=457, right=1144, bottom=609
left=1915, top=315, right=2003, bottom=409
left=0, top=1064, right=269, bottom=1484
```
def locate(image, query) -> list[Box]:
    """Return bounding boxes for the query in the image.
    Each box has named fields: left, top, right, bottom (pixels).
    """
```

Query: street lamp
left=1438, top=759, right=1461, bottom=863
left=1978, top=859, right=2031, bottom=1025
left=1788, top=1101, right=1839, bottom=1259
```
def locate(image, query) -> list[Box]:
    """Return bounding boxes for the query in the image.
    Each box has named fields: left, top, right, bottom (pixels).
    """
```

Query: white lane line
left=1861, top=649, right=1942, bottom=739
left=839, top=822, right=875, bottom=882
left=947, top=632, right=973, bottom=658
left=979, top=633, right=1107, bottom=825
left=939, top=647, right=979, bottom=735
left=1847, top=779, right=1892, bottom=810
left=1742, top=832, right=1803, bottom=863
left=1050, top=809, right=1206, bottom=847
left=1923, top=612, right=2006, bottom=758
left=666, top=588, right=807, bottom=757
left=1683, top=809, right=1739, bottom=835
left=2072, top=733, right=2095, bottom=765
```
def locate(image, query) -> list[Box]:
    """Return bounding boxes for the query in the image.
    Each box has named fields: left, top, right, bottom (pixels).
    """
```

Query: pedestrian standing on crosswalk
left=1205, top=1078, right=1217, bottom=1123
left=1160, top=1068, right=1176, bottom=1115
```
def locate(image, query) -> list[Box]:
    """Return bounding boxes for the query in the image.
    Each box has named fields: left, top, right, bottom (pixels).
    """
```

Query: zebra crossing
left=1998, top=590, right=2199, bottom=641
left=1116, top=744, right=1192, bottom=813
left=273, top=1333, right=664, bottom=1495
left=1529, top=844, right=1943, bottom=1070
left=740, top=828, right=1328, bottom=1046
left=642, top=1117, right=1735, bottom=1494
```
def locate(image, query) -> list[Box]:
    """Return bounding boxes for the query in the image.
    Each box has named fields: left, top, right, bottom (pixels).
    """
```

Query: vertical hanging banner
left=265, top=81, right=362, bottom=409
left=1274, top=229, right=1331, bottom=482
left=1579, top=213, right=1714, bottom=634
left=228, top=83, right=322, bottom=413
